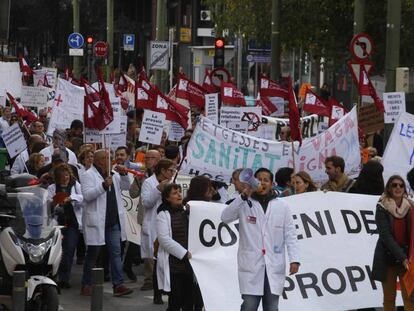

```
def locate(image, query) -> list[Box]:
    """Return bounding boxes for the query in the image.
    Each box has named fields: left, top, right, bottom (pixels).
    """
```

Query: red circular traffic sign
left=94, top=41, right=108, bottom=57
left=211, top=67, right=231, bottom=88
left=350, top=33, right=374, bottom=61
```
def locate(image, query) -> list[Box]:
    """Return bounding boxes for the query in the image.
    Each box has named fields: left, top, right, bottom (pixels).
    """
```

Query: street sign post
left=150, top=41, right=169, bottom=70
left=94, top=41, right=108, bottom=57
left=123, top=34, right=135, bottom=51
left=68, top=32, right=84, bottom=49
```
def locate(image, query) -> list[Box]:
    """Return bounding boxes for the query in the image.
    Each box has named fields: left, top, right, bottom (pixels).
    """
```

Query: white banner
left=0, top=62, right=22, bottom=98
left=33, top=67, right=58, bottom=89
left=180, top=108, right=360, bottom=183
left=205, top=93, right=219, bottom=124
left=262, top=114, right=321, bottom=139
left=383, top=92, right=406, bottom=124
left=382, top=111, right=414, bottom=183
left=2, top=123, right=27, bottom=158
left=47, top=79, right=84, bottom=135
left=220, top=106, right=262, bottom=136
left=20, top=86, right=49, bottom=108
left=121, top=173, right=141, bottom=245
left=188, top=192, right=403, bottom=311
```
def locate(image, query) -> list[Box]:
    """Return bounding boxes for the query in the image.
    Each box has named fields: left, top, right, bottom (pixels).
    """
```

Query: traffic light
left=86, top=36, right=94, bottom=55
left=214, top=37, right=225, bottom=68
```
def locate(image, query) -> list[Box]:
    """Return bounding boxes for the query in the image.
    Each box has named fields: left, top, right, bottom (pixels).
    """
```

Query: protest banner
left=138, top=109, right=166, bottom=145
left=262, top=114, right=320, bottom=139
left=84, top=115, right=127, bottom=146
left=220, top=106, right=262, bottom=136
left=20, top=86, right=49, bottom=108
left=168, top=121, right=185, bottom=142
left=2, top=123, right=27, bottom=158
left=180, top=108, right=359, bottom=183
left=382, top=111, right=414, bottom=183
left=188, top=192, right=403, bottom=311
left=120, top=173, right=141, bottom=245
left=33, top=67, right=58, bottom=88
left=0, top=61, right=22, bottom=98
left=47, top=78, right=84, bottom=135
left=205, top=93, right=219, bottom=124
left=383, top=92, right=406, bottom=124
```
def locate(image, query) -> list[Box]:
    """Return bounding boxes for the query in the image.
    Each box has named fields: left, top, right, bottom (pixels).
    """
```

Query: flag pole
left=291, top=140, right=296, bottom=173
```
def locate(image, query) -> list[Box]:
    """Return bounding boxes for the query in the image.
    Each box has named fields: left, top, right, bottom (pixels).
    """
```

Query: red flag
left=259, top=75, right=288, bottom=99
left=303, top=88, right=330, bottom=116
left=114, top=72, right=130, bottom=110
left=135, top=82, right=156, bottom=110
left=255, top=95, right=278, bottom=116
left=202, top=69, right=217, bottom=93
left=287, top=78, right=302, bottom=144
left=328, top=98, right=348, bottom=126
left=176, top=75, right=207, bottom=109
left=221, top=82, right=246, bottom=106
left=6, top=92, right=38, bottom=124
left=82, top=78, right=100, bottom=102
left=96, top=68, right=114, bottom=129
left=18, top=56, right=34, bottom=77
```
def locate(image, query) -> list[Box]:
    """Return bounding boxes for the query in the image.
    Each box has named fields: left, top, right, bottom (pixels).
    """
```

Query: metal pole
left=237, top=35, right=243, bottom=90
left=298, top=45, right=303, bottom=86
left=292, top=49, right=295, bottom=80
left=270, top=0, right=281, bottom=80
left=383, top=0, right=401, bottom=145
left=350, top=0, right=365, bottom=108
left=254, top=62, right=258, bottom=98
left=106, top=0, right=114, bottom=81
left=169, top=28, right=174, bottom=90
left=72, top=0, right=81, bottom=79
left=12, top=271, right=25, bottom=311
left=154, top=0, right=168, bottom=92
left=91, top=268, right=104, bottom=311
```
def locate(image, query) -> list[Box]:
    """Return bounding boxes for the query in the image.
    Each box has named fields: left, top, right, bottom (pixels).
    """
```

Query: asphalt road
left=59, top=263, right=166, bottom=311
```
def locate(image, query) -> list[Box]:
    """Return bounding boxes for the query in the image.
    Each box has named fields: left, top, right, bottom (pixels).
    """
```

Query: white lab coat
left=10, top=150, right=29, bottom=174
left=47, top=181, right=83, bottom=227
left=140, top=174, right=162, bottom=258
left=40, top=145, right=78, bottom=166
left=221, top=195, right=300, bottom=296
left=0, top=117, right=9, bottom=132
left=81, top=166, right=130, bottom=246
left=156, top=210, right=188, bottom=292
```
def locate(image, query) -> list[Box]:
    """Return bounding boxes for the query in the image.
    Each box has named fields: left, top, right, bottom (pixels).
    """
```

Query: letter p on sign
left=123, top=34, right=135, bottom=51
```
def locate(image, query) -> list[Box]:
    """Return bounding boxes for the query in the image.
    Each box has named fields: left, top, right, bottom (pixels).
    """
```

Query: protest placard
left=168, top=121, right=185, bottom=142
left=0, top=61, right=22, bottom=98
left=2, top=123, right=27, bottom=158
left=138, top=110, right=166, bottom=145
left=20, top=86, right=49, bottom=108
left=33, top=67, right=58, bottom=88
left=205, top=93, right=219, bottom=124
left=262, top=114, right=320, bottom=139
left=357, top=103, right=384, bottom=134
left=188, top=192, right=402, bottom=311
left=383, top=92, right=406, bottom=124
left=220, top=106, right=262, bottom=136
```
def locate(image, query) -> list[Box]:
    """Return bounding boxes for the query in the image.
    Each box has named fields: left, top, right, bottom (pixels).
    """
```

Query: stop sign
left=94, top=41, right=108, bottom=57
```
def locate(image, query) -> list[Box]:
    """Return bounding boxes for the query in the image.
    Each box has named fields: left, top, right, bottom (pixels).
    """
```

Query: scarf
left=378, top=194, right=412, bottom=219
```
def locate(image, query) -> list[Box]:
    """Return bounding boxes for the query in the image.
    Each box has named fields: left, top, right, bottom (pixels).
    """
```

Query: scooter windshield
left=14, top=187, right=55, bottom=240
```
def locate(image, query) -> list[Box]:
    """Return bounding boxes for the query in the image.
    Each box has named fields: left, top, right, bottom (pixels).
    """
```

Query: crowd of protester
left=0, top=97, right=412, bottom=311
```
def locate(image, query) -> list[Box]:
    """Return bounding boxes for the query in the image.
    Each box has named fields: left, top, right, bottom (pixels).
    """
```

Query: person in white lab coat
left=140, top=158, right=176, bottom=303
left=80, top=149, right=132, bottom=297
left=221, top=167, right=300, bottom=311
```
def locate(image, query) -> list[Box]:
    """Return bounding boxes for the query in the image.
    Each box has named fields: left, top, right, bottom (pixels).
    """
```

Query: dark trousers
left=58, top=226, right=79, bottom=283
left=193, top=282, right=203, bottom=311
left=123, top=242, right=141, bottom=270
left=76, top=232, right=86, bottom=260
left=168, top=272, right=194, bottom=311
left=153, top=259, right=162, bottom=297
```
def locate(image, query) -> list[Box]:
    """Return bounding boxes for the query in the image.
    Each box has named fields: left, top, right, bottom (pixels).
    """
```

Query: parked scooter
left=0, top=174, right=62, bottom=311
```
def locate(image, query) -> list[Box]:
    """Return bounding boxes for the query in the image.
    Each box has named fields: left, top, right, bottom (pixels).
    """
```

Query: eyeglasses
left=391, top=183, right=404, bottom=189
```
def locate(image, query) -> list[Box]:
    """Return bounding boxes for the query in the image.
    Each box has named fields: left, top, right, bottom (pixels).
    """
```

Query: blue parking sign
left=123, top=34, right=135, bottom=51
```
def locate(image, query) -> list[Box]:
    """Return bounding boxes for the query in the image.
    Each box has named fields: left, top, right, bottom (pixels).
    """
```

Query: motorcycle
left=0, top=174, right=62, bottom=311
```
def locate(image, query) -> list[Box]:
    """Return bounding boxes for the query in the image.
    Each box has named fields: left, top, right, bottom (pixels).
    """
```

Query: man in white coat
left=221, top=167, right=300, bottom=311
left=80, top=149, right=132, bottom=297
left=40, top=129, right=78, bottom=165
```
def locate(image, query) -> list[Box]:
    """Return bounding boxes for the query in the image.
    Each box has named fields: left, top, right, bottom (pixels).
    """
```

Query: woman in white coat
left=140, top=158, right=176, bottom=301
left=47, top=163, right=83, bottom=289
left=221, top=168, right=300, bottom=311
left=156, top=183, right=193, bottom=310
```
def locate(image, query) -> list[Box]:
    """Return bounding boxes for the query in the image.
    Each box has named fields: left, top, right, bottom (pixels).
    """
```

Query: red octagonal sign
left=94, top=41, right=108, bottom=57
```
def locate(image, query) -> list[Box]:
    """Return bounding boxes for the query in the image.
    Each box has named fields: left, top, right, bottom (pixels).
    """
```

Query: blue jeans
left=81, top=224, right=124, bottom=287
left=241, top=271, right=279, bottom=311
left=58, top=226, right=79, bottom=283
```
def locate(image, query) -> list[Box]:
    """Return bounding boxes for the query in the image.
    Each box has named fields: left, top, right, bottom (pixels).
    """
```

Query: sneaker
left=113, top=285, right=133, bottom=297
left=58, top=281, right=71, bottom=289
left=123, top=267, right=137, bottom=282
left=140, top=283, right=153, bottom=291
left=80, top=286, right=92, bottom=296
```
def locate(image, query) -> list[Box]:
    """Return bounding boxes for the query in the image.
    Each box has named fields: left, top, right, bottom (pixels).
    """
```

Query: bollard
left=12, top=271, right=25, bottom=311
left=91, top=268, right=104, bottom=311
